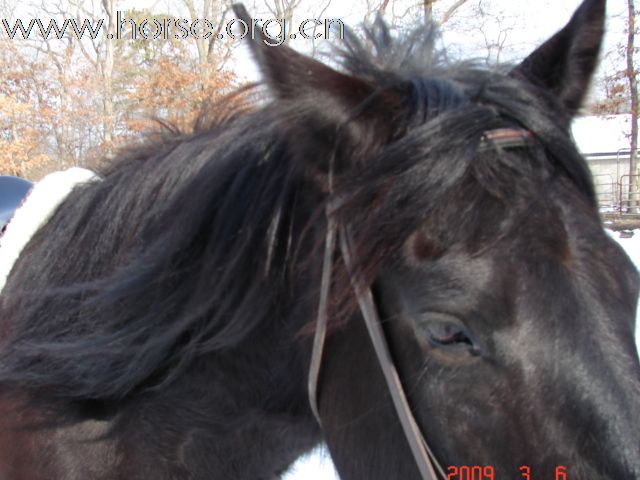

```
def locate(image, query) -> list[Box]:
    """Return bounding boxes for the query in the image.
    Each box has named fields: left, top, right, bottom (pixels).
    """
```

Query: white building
left=572, top=114, right=633, bottom=211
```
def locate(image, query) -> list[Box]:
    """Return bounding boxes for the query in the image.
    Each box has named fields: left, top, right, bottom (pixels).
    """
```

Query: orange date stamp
left=446, top=465, right=568, bottom=479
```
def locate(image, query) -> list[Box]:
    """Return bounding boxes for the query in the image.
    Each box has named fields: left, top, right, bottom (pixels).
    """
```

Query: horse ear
left=511, top=0, right=605, bottom=116
left=232, top=3, right=398, bottom=177
left=232, top=4, right=373, bottom=109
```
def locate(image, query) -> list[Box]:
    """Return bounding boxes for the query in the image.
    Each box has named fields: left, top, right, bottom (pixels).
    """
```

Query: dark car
left=0, top=176, right=33, bottom=233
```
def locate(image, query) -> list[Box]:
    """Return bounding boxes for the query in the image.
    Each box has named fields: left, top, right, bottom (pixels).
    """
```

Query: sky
left=227, top=0, right=628, bottom=84
left=7, top=0, right=629, bottom=92
left=115, top=0, right=627, bottom=90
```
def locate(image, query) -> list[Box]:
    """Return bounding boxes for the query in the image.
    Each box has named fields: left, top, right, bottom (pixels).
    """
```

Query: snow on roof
left=571, top=114, right=631, bottom=155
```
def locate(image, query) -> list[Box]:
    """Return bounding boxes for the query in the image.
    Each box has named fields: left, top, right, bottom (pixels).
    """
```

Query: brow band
left=479, top=128, right=533, bottom=151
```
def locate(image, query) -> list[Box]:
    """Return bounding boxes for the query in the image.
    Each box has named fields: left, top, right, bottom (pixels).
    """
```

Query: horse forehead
left=402, top=252, right=495, bottom=297
left=518, top=193, right=639, bottom=300
left=495, top=216, right=638, bottom=349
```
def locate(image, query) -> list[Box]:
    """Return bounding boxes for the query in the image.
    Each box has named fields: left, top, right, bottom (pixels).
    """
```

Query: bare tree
left=256, top=0, right=334, bottom=56
left=22, top=0, right=97, bottom=167
left=422, top=0, right=470, bottom=25
left=183, top=0, right=235, bottom=69
left=101, top=0, right=115, bottom=157
left=627, top=0, right=639, bottom=210
left=44, top=0, right=118, bottom=160
left=475, top=1, right=513, bottom=65
left=361, top=0, right=472, bottom=37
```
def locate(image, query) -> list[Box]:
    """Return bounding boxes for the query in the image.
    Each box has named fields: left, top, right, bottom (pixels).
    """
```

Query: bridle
left=307, top=127, right=532, bottom=480
left=308, top=216, right=447, bottom=479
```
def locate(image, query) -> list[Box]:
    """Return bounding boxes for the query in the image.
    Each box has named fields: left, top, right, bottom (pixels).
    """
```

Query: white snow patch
left=282, top=446, right=339, bottom=480
left=606, top=228, right=640, bottom=350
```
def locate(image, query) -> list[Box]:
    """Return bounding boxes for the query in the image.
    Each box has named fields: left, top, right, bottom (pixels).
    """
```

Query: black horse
left=0, top=0, right=638, bottom=478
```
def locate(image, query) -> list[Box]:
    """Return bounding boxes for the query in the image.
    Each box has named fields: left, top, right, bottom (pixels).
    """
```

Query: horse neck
left=116, top=334, right=320, bottom=478
left=0, top=310, right=321, bottom=479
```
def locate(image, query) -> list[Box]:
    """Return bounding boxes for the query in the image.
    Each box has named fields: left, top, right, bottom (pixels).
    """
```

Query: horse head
left=0, top=1, right=637, bottom=478
left=237, top=0, right=640, bottom=477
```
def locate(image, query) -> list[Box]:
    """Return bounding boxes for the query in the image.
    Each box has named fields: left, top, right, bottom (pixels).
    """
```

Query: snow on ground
left=282, top=445, right=340, bottom=480
left=286, top=229, right=640, bottom=480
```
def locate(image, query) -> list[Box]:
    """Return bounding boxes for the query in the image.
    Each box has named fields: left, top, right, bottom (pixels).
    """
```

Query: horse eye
left=426, top=320, right=474, bottom=349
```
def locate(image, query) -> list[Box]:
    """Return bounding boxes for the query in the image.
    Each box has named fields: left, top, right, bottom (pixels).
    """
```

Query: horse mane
left=0, top=18, right=595, bottom=402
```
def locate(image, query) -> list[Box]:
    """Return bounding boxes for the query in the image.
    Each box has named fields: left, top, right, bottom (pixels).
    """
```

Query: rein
left=307, top=127, right=532, bottom=480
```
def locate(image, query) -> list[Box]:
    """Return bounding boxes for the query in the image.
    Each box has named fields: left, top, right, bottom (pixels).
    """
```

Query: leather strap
left=307, top=217, right=446, bottom=480
left=308, top=210, right=336, bottom=424
left=338, top=224, right=446, bottom=480
left=480, top=128, right=533, bottom=151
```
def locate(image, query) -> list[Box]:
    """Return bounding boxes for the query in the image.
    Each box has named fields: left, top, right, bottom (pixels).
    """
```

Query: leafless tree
left=627, top=0, right=639, bottom=210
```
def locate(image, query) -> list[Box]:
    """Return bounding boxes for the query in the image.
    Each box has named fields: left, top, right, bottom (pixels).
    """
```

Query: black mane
left=0, top=18, right=594, bottom=401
